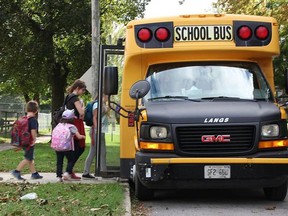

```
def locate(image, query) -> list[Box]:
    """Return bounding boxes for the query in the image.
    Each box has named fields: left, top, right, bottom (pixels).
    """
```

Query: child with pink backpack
left=51, top=109, right=85, bottom=182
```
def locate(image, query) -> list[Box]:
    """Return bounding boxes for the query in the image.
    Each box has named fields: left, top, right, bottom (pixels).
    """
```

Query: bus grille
left=176, top=125, right=255, bottom=155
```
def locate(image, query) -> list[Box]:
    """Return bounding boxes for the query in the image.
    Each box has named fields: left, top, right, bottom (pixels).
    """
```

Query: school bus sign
left=174, top=25, right=233, bottom=41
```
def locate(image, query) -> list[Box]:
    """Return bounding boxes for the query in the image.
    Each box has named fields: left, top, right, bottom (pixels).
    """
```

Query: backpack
left=51, top=94, right=77, bottom=129
left=51, top=123, right=74, bottom=151
left=10, top=116, right=31, bottom=148
left=84, top=100, right=97, bottom=126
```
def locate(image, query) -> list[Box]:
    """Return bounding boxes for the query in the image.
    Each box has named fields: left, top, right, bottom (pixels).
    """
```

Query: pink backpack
left=51, top=123, right=74, bottom=151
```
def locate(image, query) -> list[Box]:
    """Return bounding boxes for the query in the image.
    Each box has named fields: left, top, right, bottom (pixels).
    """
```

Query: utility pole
left=92, top=0, right=103, bottom=176
left=92, top=0, right=100, bottom=98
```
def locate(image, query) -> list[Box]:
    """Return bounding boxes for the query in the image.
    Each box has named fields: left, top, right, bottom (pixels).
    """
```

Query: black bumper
left=136, top=151, right=288, bottom=189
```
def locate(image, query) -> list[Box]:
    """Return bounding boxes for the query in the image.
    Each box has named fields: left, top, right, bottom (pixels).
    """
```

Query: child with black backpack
left=11, top=100, right=43, bottom=180
left=51, top=109, right=85, bottom=182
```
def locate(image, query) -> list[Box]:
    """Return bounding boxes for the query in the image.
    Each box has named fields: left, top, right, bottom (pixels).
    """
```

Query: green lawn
left=0, top=132, right=120, bottom=174
left=0, top=182, right=125, bottom=216
left=0, top=126, right=126, bottom=216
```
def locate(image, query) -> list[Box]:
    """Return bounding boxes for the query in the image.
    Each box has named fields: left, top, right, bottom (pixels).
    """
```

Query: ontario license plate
left=204, top=165, right=231, bottom=179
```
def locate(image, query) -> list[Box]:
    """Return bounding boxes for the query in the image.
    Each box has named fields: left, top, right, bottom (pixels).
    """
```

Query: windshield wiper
left=148, top=96, right=200, bottom=102
left=201, top=96, right=256, bottom=101
left=201, top=96, right=240, bottom=100
left=148, top=96, right=188, bottom=101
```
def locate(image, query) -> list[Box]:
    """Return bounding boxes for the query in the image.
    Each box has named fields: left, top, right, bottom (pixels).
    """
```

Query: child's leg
left=65, top=151, right=74, bottom=174
left=15, top=146, right=34, bottom=171
left=16, top=159, right=30, bottom=171
left=56, top=151, right=64, bottom=177
left=28, top=160, right=36, bottom=173
left=23, top=146, right=36, bottom=173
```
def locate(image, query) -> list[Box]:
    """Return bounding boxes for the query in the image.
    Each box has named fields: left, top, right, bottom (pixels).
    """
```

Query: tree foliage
left=0, top=0, right=150, bottom=110
left=215, top=0, right=288, bottom=89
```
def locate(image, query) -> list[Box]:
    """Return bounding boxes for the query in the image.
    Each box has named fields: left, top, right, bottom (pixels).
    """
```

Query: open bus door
left=96, top=42, right=124, bottom=178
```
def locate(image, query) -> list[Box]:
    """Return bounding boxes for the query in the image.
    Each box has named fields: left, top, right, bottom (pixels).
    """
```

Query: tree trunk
left=51, top=63, right=67, bottom=112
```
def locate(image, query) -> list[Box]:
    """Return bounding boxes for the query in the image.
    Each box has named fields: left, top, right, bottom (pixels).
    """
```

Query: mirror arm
left=108, top=97, right=130, bottom=118
left=133, top=91, right=140, bottom=121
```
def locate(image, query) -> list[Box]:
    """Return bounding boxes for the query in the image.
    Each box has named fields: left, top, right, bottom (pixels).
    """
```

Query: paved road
left=142, top=188, right=288, bottom=216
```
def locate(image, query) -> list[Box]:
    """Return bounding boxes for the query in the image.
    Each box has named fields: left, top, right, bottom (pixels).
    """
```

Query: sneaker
left=31, top=172, right=43, bottom=179
left=71, top=172, right=81, bottom=180
left=63, top=172, right=73, bottom=181
left=82, top=173, right=95, bottom=179
left=11, top=170, right=25, bottom=180
left=63, top=172, right=80, bottom=181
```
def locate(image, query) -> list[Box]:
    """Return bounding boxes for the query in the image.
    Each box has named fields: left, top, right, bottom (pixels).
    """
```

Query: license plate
left=204, top=165, right=231, bottom=179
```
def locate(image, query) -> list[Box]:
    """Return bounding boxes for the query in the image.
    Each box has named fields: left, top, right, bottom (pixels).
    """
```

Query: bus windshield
left=145, top=62, right=273, bottom=102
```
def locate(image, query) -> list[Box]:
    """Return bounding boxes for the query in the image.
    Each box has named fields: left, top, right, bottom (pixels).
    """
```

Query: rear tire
left=135, top=174, right=154, bottom=201
left=263, top=180, right=288, bottom=201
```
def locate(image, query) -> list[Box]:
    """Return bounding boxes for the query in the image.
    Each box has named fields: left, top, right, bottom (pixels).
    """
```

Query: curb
left=122, top=183, right=132, bottom=216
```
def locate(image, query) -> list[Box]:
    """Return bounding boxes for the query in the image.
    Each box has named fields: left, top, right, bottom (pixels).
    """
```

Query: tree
left=215, top=0, right=288, bottom=89
left=0, top=0, right=150, bottom=111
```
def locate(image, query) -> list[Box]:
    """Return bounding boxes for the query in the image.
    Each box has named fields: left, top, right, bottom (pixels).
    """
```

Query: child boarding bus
left=103, top=14, right=288, bottom=201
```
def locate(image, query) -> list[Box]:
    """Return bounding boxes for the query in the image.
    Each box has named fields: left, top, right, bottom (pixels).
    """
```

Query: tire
left=263, top=180, right=288, bottom=201
left=135, top=174, right=154, bottom=201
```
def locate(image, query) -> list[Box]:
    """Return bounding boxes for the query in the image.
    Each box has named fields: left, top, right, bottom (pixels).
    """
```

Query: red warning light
left=255, top=26, right=269, bottom=40
left=155, top=27, right=170, bottom=42
left=137, top=28, right=152, bottom=42
left=237, top=26, right=252, bottom=40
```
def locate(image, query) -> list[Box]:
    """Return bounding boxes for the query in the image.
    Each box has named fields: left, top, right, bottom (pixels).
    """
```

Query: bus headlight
left=261, top=124, right=279, bottom=137
left=150, top=126, right=167, bottom=139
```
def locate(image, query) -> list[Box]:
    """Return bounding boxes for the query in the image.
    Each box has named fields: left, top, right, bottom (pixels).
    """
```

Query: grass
left=0, top=125, right=126, bottom=216
left=0, top=128, right=120, bottom=173
left=0, top=182, right=125, bottom=216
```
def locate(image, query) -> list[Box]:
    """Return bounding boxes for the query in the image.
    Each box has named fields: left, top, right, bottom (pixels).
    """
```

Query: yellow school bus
left=103, top=14, right=288, bottom=201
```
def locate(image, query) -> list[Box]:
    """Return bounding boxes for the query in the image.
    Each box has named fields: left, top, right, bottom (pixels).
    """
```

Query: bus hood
left=144, top=100, right=280, bottom=124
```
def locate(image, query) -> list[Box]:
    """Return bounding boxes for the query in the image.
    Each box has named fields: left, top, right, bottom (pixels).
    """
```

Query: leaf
left=265, top=206, right=276, bottom=210
left=90, top=208, right=101, bottom=211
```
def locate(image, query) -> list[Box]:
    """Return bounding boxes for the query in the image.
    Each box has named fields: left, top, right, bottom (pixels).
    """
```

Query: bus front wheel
left=135, top=175, right=154, bottom=201
left=263, top=180, right=288, bottom=201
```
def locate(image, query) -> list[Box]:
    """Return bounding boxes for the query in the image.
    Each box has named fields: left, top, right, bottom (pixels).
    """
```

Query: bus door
left=96, top=43, right=124, bottom=177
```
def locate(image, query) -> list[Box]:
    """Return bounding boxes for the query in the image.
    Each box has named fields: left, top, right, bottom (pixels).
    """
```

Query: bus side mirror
left=129, top=80, right=151, bottom=100
left=285, top=69, right=288, bottom=95
left=104, top=66, right=118, bottom=95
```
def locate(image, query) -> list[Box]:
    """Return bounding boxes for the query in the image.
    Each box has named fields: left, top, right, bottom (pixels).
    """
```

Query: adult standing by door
left=82, top=94, right=109, bottom=179
left=65, top=79, right=87, bottom=180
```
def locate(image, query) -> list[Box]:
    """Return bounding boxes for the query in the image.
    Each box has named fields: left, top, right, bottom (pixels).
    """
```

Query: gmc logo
left=201, top=135, right=231, bottom=143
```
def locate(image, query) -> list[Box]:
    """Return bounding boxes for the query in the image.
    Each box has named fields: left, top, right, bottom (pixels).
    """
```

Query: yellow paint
left=151, top=157, right=288, bottom=164
left=119, top=14, right=280, bottom=160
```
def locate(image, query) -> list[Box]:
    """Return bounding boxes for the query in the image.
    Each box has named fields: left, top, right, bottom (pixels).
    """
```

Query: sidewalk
left=0, top=136, right=131, bottom=216
left=0, top=134, right=51, bottom=152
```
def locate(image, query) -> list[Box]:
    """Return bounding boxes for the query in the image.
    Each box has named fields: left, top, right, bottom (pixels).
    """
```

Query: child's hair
left=60, top=118, right=74, bottom=124
left=66, top=79, right=87, bottom=93
left=26, top=100, right=39, bottom=113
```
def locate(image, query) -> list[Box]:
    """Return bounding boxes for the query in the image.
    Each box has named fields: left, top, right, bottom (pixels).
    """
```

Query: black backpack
left=84, top=100, right=97, bottom=126
left=51, top=95, right=76, bottom=129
